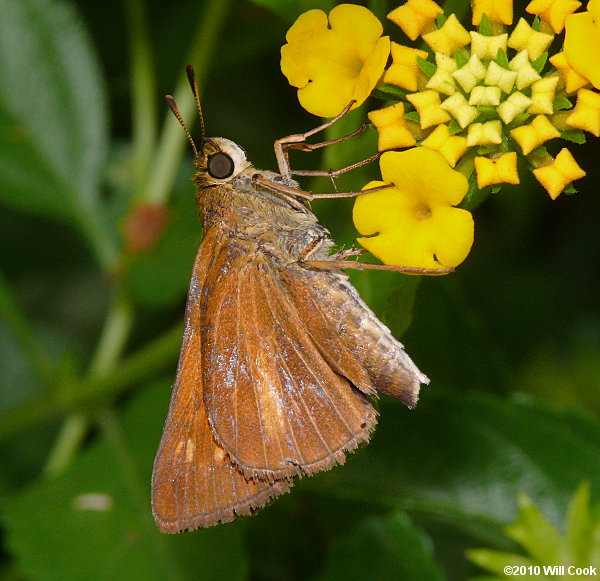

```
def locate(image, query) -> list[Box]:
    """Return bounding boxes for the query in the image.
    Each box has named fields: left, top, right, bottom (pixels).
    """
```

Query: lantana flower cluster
left=281, top=1, right=599, bottom=271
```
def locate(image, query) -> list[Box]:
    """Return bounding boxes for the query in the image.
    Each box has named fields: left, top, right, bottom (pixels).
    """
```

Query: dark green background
left=0, top=0, right=598, bottom=579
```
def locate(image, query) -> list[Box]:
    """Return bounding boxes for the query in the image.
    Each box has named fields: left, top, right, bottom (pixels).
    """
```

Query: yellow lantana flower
left=383, top=43, right=429, bottom=92
left=472, top=0, right=513, bottom=25
left=388, top=0, right=443, bottom=41
left=474, top=152, right=520, bottom=188
left=368, top=103, right=417, bottom=150
left=353, top=148, right=473, bottom=270
left=526, top=0, right=581, bottom=33
left=533, top=148, right=586, bottom=198
left=564, top=0, right=600, bottom=90
left=280, top=4, right=390, bottom=117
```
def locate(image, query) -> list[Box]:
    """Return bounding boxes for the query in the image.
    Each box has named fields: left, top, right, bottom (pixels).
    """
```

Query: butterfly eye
left=207, top=152, right=235, bottom=179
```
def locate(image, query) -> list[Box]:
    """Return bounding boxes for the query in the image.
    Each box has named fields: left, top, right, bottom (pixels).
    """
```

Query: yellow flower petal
left=369, top=103, right=417, bottom=150
left=406, top=90, right=452, bottom=128
left=425, top=53, right=458, bottom=95
left=388, top=0, right=443, bottom=41
left=508, top=17, right=554, bottom=61
left=383, top=43, right=429, bottom=92
left=526, top=0, right=581, bottom=34
left=528, top=75, right=559, bottom=114
left=421, top=124, right=468, bottom=167
left=469, top=85, right=502, bottom=106
left=423, top=14, right=471, bottom=56
left=509, top=50, right=541, bottom=90
left=472, top=0, right=514, bottom=25
left=510, top=114, right=560, bottom=154
left=565, top=4, right=600, bottom=90
left=566, top=88, right=600, bottom=136
left=466, top=120, right=503, bottom=146
left=281, top=5, right=390, bottom=117
left=440, top=93, right=480, bottom=128
left=474, top=152, right=520, bottom=188
left=470, top=31, right=508, bottom=61
left=497, top=91, right=533, bottom=123
left=549, top=52, right=589, bottom=94
left=485, top=61, right=519, bottom=93
left=532, top=148, right=586, bottom=198
left=452, top=53, right=487, bottom=92
left=353, top=148, right=472, bottom=269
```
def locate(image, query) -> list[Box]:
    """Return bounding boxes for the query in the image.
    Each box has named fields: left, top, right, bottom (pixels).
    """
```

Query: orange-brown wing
left=151, top=228, right=291, bottom=533
left=200, top=242, right=377, bottom=481
left=279, top=265, right=429, bottom=409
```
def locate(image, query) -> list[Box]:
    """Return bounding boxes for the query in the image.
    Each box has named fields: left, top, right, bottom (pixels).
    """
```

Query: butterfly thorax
left=193, top=137, right=334, bottom=264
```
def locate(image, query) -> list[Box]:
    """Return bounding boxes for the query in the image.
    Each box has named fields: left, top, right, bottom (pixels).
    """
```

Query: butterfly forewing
left=200, top=239, right=377, bottom=480
left=151, top=229, right=291, bottom=533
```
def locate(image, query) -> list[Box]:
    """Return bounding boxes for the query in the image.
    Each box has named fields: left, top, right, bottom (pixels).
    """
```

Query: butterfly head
left=195, top=137, right=251, bottom=186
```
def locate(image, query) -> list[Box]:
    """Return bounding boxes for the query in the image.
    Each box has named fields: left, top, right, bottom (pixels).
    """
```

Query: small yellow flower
left=469, top=85, right=502, bottom=106
left=470, top=31, right=508, bottom=61
left=387, top=0, right=443, bottom=41
left=474, top=152, right=520, bottom=188
left=353, top=148, right=473, bottom=270
left=423, top=14, right=471, bottom=56
left=280, top=5, right=390, bottom=117
left=441, top=93, right=480, bottom=128
left=528, top=75, right=559, bottom=114
left=497, top=91, right=533, bottom=123
left=566, top=88, right=600, bottom=136
left=508, top=17, right=554, bottom=61
left=549, top=52, right=589, bottom=93
left=532, top=147, right=586, bottom=198
left=485, top=61, right=519, bottom=94
left=526, top=0, right=581, bottom=34
left=509, top=50, right=541, bottom=90
left=564, top=0, right=600, bottom=90
left=472, top=0, right=514, bottom=25
left=466, top=120, right=503, bottom=146
left=452, top=53, right=487, bottom=93
left=425, top=53, right=458, bottom=95
left=510, top=114, right=560, bottom=154
left=406, top=90, right=452, bottom=128
left=384, top=43, right=429, bottom=92
left=421, top=124, right=468, bottom=167
left=369, top=103, right=417, bottom=151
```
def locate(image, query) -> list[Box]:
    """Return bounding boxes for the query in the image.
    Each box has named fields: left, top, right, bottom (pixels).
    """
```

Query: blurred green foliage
left=0, top=0, right=598, bottom=580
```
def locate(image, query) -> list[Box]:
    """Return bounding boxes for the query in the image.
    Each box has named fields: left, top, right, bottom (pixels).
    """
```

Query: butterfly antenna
left=165, top=94, right=198, bottom=156
left=186, top=65, right=206, bottom=145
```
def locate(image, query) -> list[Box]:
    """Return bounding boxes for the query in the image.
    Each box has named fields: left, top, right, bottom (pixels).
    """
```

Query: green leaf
left=530, top=145, right=549, bottom=157
left=316, top=512, right=444, bottom=581
left=373, top=84, right=408, bottom=99
left=553, top=94, right=573, bottom=112
left=495, top=49, right=510, bottom=69
left=448, top=118, right=463, bottom=135
left=0, top=0, right=115, bottom=268
left=560, top=129, right=586, bottom=144
left=455, top=50, right=469, bottom=69
left=436, top=13, right=447, bottom=28
left=404, top=111, right=421, bottom=123
left=531, top=53, right=548, bottom=75
left=479, top=13, right=494, bottom=36
left=2, top=383, right=249, bottom=581
left=565, top=482, right=594, bottom=565
left=532, top=15, right=542, bottom=32
left=417, top=56, right=436, bottom=78
left=312, top=391, right=600, bottom=531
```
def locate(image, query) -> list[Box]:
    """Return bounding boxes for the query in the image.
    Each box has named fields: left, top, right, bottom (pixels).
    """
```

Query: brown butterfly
left=151, top=67, right=449, bottom=533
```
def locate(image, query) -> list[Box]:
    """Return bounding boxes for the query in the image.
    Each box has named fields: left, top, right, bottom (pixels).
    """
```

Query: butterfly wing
left=201, top=240, right=378, bottom=481
left=151, top=228, right=291, bottom=533
left=280, top=265, right=429, bottom=409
